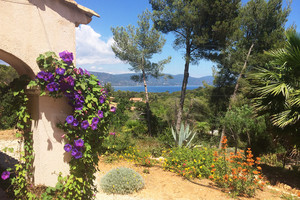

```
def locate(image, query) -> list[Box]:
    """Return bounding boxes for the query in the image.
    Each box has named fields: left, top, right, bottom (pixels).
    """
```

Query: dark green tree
left=111, top=10, right=171, bottom=135
left=214, top=0, right=290, bottom=147
left=150, top=0, right=240, bottom=131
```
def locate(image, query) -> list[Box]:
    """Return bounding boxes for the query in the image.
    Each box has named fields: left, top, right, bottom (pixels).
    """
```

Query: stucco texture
left=0, top=0, right=98, bottom=186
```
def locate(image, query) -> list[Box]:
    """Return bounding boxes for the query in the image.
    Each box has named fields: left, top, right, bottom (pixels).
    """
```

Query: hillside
left=90, top=72, right=214, bottom=86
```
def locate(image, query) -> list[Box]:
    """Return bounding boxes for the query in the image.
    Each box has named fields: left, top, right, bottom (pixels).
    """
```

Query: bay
left=113, top=85, right=200, bottom=93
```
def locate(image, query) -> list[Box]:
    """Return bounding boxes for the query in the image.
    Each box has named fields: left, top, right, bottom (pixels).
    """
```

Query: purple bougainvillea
left=99, top=95, right=106, bottom=104
left=64, top=144, right=72, bottom=152
left=74, top=151, right=82, bottom=159
left=72, top=119, right=79, bottom=127
left=1, top=171, right=10, bottom=180
left=91, top=123, right=97, bottom=130
left=46, top=82, right=59, bottom=92
left=74, top=139, right=84, bottom=148
left=81, top=120, right=89, bottom=129
left=98, top=110, right=103, bottom=118
left=66, top=115, right=74, bottom=124
left=55, top=68, right=65, bottom=75
left=110, top=106, right=116, bottom=113
left=59, top=50, right=73, bottom=65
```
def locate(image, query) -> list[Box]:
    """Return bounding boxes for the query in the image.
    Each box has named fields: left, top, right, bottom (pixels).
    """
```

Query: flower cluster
left=210, top=136, right=265, bottom=197
left=162, top=147, right=213, bottom=179
left=64, top=139, right=85, bottom=159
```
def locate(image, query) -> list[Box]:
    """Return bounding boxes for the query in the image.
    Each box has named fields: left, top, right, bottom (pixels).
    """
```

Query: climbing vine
left=2, top=51, right=114, bottom=199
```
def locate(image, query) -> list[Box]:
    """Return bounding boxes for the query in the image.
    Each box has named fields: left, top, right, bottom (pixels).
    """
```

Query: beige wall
left=0, top=0, right=95, bottom=187
left=0, top=0, right=91, bottom=78
left=27, top=91, right=72, bottom=186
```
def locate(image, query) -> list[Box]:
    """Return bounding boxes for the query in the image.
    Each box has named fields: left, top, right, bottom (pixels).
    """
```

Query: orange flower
left=211, top=168, right=216, bottom=172
left=213, top=151, right=218, bottom=157
left=211, top=164, right=215, bottom=168
left=259, top=175, right=263, bottom=179
left=256, top=157, right=261, bottom=161
left=257, top=166, right=262, bottom=171
left=224, top=174, right=229, bottom=179
left=297, top=191, right=300, bottom=197
left=253, top=170, right=259, bottom=175
left=233, top=175, right=238, bottom=179
left=209, top=175, right=214, bottom=180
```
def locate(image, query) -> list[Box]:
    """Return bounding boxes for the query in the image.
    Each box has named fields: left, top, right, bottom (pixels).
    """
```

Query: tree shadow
left=261, top=164, right=300, bottom=190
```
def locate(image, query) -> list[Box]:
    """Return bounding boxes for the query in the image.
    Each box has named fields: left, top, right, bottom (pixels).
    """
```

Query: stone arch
left=0, top=49, right=35, bottom=79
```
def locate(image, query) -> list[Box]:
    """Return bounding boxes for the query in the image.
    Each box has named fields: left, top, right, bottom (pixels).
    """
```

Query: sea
left=113, top=85, right=200, bottom=93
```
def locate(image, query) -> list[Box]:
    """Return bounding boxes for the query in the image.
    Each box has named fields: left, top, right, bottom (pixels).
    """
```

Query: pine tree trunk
left=142, top=68, right=152, bottom=136
left=176, top=38, right=191, bottom=132
left=218, top=43, right=254, bottom=149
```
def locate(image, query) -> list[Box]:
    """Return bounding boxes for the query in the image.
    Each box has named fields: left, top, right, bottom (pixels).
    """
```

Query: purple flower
left=81, top=120, right=89, bottom=129
left=84, top=69, right=90, bottom=76
left=109, top=132, right=115, bottom=136
left=46, top=82, right=59, bottom=92
left=56, top=68, right=65, bottom=75
left=101, top=88, right=107, bottom=94
left=64, top=144, right=72, bottom=152
left=91, top=123, right=97, bottom=130
left=98, top=110, right=103, bottom=118
left=37, top=71, right=46, bottom=79
left=71, top=148, right=78, bottom=157
left=74, top=151, right=82, bottom=159
left=1, top=171, right=10, bottom=180
left=92, top=117, right=99, bottom=124
left=66, top=115, right=74, bottom=124
left=79, top=68, right=84, bottom=75
left=59, top=50, right=73, bottom=65
left=99, top=95, right=106, bottom=104
left=110, top=106, right=116, bottom=113
left=44, top=72, right=54, bottom=82
left=74, top=139, right=84, bottom=148
left=72, top=119, right=79, bottom=127
left=66, top=76, right=75, bottom=87
left=74, top=103, right=83, bottom=111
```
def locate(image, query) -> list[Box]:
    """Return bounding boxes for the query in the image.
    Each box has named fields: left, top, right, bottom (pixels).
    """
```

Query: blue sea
left=113, top=85, right=200, bottom=93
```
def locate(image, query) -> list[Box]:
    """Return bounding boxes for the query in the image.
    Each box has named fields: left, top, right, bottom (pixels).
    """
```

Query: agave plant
left=171, top=123, right=197, bottom=148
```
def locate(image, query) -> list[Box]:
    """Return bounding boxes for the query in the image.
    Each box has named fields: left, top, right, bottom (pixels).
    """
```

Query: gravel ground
left=0, top=139, right=148, bottom=200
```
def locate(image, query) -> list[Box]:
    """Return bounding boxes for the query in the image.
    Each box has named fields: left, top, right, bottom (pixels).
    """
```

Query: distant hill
left=90, top=72, right=214, bottom=86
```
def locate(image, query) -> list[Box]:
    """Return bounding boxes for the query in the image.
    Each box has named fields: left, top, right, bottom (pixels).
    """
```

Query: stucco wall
left=27, top=91, right=72, bottom=186
left=0, top=0, right=91, bottom=78
left=0, top=0, right=94, bottom=187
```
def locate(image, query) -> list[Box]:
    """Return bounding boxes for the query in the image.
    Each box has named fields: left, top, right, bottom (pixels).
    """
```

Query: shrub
left=123, top=146, right=156, bottom=167
left=102, top=132, right=135, bottom=154
left=162, top=147, right=214, bottom=179
left=210, top=136, right=265, bottom=197
left=100, top=167, right=144, bottom=194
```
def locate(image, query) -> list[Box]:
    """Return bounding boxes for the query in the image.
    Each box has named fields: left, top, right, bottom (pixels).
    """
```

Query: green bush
left=100, top=167, right=144, bottom=194
left=162, top=147, right=214, bottom=179
left=102, top=132, right=135, bottom=154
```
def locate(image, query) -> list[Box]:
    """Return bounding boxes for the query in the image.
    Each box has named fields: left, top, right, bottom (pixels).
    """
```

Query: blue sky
left=1, top=1, right=298, bottom=78
left=74, top=0, right=300, bottom=78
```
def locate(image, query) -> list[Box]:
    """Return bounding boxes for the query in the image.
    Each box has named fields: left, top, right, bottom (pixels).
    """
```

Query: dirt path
left=97, top=158, right=295, bottom=200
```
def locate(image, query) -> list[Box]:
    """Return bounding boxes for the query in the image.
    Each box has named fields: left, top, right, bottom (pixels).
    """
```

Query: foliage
left=171, top=123, right=197, bottom=148
left=251, top=31, right=300, bottom=129
left=100, top=167, right=144, bottom=194
left=123, top=146, right=157, bottom=167
left=221, top=105, right=266, bottom=150
left=0, top=64, right=18, bottom=85
left=102, top=132, right=135, bottom=154
left=162, top=147, right=214, bottom=179
left=150, top=0, right=240, bottom=131
left=0, top=75, right=29, bottom=129
left=210, top=136, right=265, bottom=197
left=112, top=9, right=171, bottom=135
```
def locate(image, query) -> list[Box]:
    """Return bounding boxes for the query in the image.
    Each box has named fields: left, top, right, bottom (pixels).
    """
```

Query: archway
left=0, top=49, right=35, bottom=79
